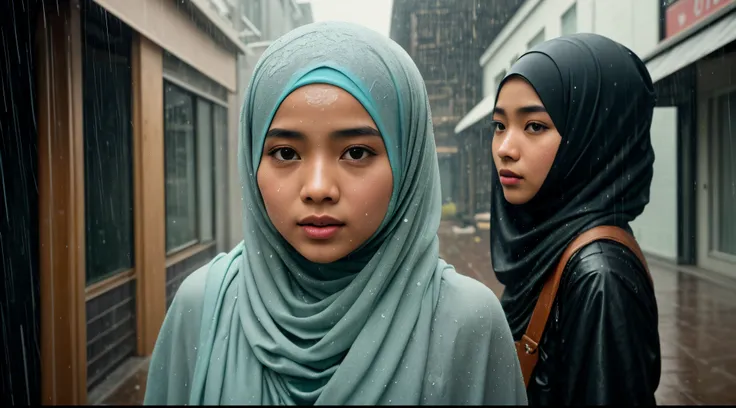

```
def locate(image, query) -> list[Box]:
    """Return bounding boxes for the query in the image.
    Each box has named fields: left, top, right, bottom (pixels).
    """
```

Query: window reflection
left=82, top=6, right=134, bottom=285
left=164, top=84, right=198, bottom=252
left=163, top=83, right=217, bottom=254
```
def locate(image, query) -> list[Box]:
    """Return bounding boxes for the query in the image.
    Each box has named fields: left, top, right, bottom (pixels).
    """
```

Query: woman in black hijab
left=490, top=33, right=661, bottom=405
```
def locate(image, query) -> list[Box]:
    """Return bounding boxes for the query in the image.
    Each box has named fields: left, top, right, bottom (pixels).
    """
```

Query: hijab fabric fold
left=490, top=33, right=657, bottom=339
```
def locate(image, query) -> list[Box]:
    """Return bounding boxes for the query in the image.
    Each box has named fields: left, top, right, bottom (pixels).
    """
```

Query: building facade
left=1, top=0, right=249, bottom=404
left=389, top=0, right=525, bottom=213
left=455, top=0, right=736, bottom=278
left=1, top=0, right=313, bottom=404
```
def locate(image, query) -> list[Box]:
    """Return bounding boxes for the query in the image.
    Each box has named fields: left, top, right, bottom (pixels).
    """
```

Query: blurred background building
left=390, top=0, right=525, bottom=221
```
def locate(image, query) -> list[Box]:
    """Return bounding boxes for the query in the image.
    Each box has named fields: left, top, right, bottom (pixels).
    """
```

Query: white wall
left=631, top=107, right=679, bottom=261
left=480, top=0, right=660, bottom=99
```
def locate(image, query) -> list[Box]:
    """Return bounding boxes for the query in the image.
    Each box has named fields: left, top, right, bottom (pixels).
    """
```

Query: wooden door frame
left=37, top=0, right=87, bottom=404
left=132, top=33, right=167, bottom=356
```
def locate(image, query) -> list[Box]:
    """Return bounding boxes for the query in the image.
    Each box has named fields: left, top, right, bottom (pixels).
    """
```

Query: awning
left=454, top=94, right=496, bottom=134
left=646, top=10, right=736, bottom=83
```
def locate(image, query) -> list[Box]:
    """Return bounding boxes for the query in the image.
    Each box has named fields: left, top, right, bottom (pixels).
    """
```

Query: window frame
left=708, top=87, right=736, bottom=262
left=163, top=80, right=219, bottom=256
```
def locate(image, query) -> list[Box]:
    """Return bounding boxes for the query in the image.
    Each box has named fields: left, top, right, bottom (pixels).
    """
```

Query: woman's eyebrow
left=331, top=126, right=381, bottom=138
left=265, top=128, right=303, bottom=140
left=265, top=126, right=381, bottom=140
left=493, top=105, right=547, bottom=116
left=516, top=105, right=547, bottom=114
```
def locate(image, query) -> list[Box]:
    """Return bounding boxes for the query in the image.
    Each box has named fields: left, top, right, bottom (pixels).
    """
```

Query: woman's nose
left=496, top=131, right=521, bottom=161
left=299, top=159, right=340, bottom=204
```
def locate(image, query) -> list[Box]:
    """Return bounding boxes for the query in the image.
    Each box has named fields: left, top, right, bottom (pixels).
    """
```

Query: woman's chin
left=503, top=188, right=533, bottom=205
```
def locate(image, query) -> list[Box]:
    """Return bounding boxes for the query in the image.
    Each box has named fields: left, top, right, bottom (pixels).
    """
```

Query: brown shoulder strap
left=515, top=225, right=651, bottom=387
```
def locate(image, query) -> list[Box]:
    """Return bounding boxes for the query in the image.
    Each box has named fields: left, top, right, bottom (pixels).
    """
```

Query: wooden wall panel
left=37, top=0, right=88, bottom=404
left=132, top=34, right=167, bottom=356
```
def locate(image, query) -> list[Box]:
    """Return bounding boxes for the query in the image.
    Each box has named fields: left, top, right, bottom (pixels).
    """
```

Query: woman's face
left=257, top=84, right=393, bottom=264
left=491, top=77, right=562, bottom=205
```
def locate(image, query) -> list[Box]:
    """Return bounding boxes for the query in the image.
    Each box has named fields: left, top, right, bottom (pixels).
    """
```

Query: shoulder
left=564, top=239, right=651, bottom=289
left=159, top=264, right=210, bottom=345
left=166, top=249, right=235, bottom=325
left=437, top=268, right=508, bottom=333
left=172, top=264, right=210, bottom=309
left=560, top=239, right=656, bottom=312
left=171, top=246, right=242, bottom=307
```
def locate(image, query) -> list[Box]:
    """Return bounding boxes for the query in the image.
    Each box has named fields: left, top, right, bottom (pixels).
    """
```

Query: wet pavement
left=436, top=221, right=736, bottom=405
left=99, top=367, right=147, bottom=405
left=97, top=221, right=736, bottom=405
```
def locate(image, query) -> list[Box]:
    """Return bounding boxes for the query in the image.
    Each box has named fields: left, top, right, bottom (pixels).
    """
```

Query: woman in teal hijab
left=144, top=21, right=525, bottom=405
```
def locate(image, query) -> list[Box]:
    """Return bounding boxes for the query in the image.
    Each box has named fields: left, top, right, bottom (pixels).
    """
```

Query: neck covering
left=187, top=21, right=455, bottom=405
left=490, top=33, right=656, bottom=339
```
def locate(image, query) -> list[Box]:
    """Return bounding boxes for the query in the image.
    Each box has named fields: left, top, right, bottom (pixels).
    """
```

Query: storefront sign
left=665, top=0, right=734, bottom=38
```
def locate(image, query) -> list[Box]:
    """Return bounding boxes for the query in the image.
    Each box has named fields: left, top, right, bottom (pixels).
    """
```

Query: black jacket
left=526, top=239, right=661, bottom=406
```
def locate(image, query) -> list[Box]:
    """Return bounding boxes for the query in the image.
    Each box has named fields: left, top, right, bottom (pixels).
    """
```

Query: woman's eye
left=341, top=147, right=373, bottom=161
left=272, top=147, right=300, bottom=161
left=491, top=121, right=505, bottom=132
left=527, top=122, right=548, bottom=133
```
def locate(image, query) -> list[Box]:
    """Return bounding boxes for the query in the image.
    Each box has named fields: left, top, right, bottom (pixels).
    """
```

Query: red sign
left=665, top=0, right=734, bottom=38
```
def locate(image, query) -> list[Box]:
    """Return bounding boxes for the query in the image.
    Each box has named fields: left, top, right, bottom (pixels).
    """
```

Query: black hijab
left=490, top=33, right=656, bottom=339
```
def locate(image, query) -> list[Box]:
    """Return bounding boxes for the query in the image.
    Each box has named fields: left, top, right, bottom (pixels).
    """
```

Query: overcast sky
left=299, top=0, right=394, bottom=37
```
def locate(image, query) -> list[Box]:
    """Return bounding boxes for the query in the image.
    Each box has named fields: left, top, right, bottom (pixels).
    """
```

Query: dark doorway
left=0, top=0, right=42, bottom=405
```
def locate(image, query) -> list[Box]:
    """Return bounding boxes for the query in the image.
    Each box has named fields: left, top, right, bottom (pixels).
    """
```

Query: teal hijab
left=144, top=21, right=526, bottom=406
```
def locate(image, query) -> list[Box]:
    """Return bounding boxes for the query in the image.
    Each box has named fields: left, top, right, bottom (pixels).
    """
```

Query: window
left=196, top=99, right=215, bottom=243
left=164, top=83, right=216, bottom=254
left=561, top=3, right=577, bottom=36
left=712, top=90, right=736, bottom=257
left=163, top=52, right=227, bottom=102
left=82, top=2, right=134, bottom=285
left=527, top=28, right=545, bottom=49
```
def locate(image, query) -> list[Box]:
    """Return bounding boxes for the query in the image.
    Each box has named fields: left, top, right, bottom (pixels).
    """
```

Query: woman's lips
left=499, top=169, right=523, bottom=186
left=300, top=225, right=343, bottom=240
left=297, top=215, right=345, bottom=240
